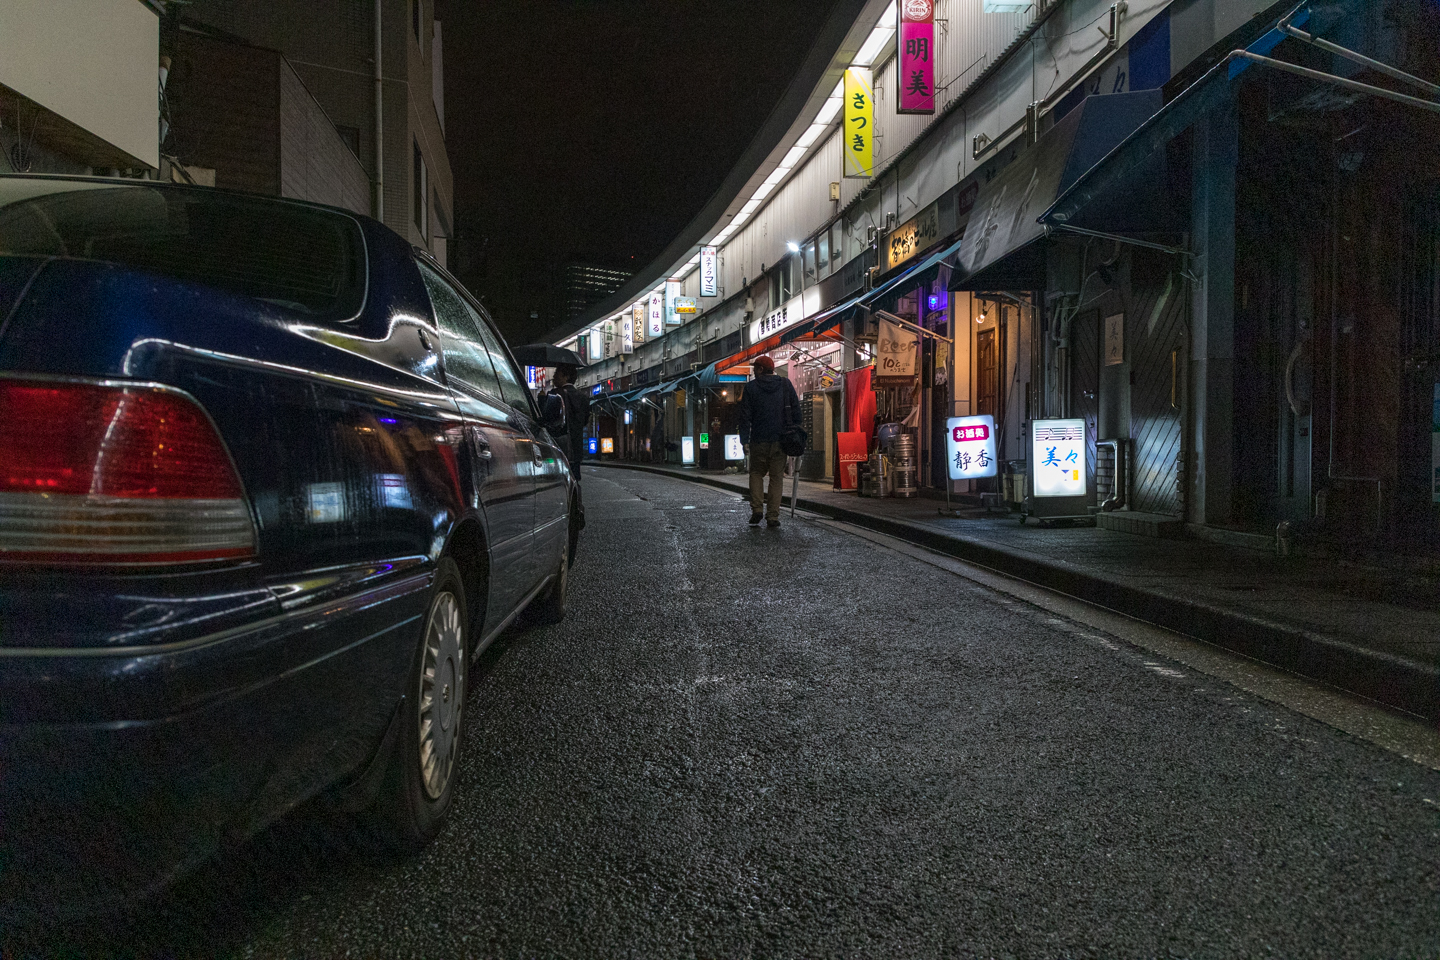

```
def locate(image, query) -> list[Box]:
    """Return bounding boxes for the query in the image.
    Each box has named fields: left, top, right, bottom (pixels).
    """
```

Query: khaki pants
left=748, top=441, right=787, bottom=520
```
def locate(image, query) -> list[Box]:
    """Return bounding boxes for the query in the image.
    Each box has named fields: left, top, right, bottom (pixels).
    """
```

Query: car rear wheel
left=368, top=557, right=468, bottom=852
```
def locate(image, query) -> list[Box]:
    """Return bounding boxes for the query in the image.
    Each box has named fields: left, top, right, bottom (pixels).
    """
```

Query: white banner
left=877, top=317, right=918, bottom=377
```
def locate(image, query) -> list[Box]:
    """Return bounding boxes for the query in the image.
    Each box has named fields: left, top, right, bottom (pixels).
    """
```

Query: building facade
left=553, top=0, right=1439, bottom=556
left=181, top=0, right=452, bottom=264
left=0, top=0, right=159, bottom=175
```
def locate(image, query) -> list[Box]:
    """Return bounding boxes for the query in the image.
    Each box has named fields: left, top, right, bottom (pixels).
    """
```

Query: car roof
left=0, top=173, right=380, bottom=226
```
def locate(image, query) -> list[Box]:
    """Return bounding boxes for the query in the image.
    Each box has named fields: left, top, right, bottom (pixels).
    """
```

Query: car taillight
left=0, top=379, right=256, bottom=565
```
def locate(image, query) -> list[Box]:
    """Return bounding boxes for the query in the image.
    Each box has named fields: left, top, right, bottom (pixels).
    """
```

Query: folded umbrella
left=510, top=343, right=586, bottom=368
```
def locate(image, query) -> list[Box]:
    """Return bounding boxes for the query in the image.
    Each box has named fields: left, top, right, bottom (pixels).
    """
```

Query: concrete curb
left=594, top=461, right=1440, bottom=722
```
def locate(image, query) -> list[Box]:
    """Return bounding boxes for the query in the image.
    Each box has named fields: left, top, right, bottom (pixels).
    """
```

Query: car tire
left=368, top=556, right=468, bottom=853
left=531, top=505, right=576, bottom=626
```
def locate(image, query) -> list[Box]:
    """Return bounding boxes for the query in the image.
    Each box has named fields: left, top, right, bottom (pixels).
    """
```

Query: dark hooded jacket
left=737, top=373, right=800, bottom=445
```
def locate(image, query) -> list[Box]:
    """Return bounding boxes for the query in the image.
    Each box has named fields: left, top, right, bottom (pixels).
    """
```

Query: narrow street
left=47, top=469, right=1440, bottom=959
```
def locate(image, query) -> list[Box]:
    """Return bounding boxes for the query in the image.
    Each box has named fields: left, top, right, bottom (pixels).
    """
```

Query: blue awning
left=781, top=235, right=967, bottom=344
left=1041, top=4, right=1316, bottom=229
left=951, top=88, right=1162, bottom=290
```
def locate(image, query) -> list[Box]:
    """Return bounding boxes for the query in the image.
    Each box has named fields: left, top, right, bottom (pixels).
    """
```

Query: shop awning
left=779, top=235, right=966, bottom=344
left=1040, top=5, right=1314, bottom=230
left=865, top=234, right=967, bottom=304
left=950, top=88, right=1162, bottom=291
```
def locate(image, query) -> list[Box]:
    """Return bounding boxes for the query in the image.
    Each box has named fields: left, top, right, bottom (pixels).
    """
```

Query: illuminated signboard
left=946, top=415, right=998, bottom=480
left=673, top=296, right=698, bottom=315
left=700, top=245, right=718, bottom=297
left=843, top=67, right=874, bottom=179
left=632, top=301, right=647, bottom=343
left=724, top=434, right=744, bottom=460
left=648, top=291, right=664, bottom=338
left=699, top=432, right=709, bottom=448
left=665, top=279, right=682, bottom=325
left=681, top=436, right=695, bottom=464
left=898, top=0, right=935, bottom=115
left=1031, top=418, right=1087, bottom=498
left=586, top=437, right=599, bottom=455
left=620, top=315, right=634, bottom=354
left=601, top=438, right=614, bottom=454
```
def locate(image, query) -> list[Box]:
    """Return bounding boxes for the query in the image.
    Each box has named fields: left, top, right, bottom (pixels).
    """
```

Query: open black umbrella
left=510, top=343, right=585, bottom=368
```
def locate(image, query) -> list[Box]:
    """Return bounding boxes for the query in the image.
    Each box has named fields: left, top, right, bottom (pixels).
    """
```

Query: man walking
left=737, top=355, right=799, bottom=528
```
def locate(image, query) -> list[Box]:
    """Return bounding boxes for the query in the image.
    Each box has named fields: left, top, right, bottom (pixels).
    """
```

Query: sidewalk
left=594, top=460, right=1440, bottom=722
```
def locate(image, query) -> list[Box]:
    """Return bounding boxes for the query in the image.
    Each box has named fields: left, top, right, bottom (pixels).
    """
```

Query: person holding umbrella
left=510, top=343, right=589, bottom=480
left=549, top=363, right=590, bottom=477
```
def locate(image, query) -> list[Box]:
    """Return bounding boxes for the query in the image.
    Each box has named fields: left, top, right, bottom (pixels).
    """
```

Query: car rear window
left=0, top=181, right=365, bottom=317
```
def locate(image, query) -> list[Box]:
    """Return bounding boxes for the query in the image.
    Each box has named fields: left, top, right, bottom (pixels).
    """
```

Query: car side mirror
left=538, top=393, right=567, bottom=435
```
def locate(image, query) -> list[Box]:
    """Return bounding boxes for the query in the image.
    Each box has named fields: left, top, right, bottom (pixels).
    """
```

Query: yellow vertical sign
left=843, top=67, right=874, bottom=179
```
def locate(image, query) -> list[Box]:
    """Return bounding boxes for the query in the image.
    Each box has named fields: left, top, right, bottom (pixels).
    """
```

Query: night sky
left=436, top=0, right=842, bottom=343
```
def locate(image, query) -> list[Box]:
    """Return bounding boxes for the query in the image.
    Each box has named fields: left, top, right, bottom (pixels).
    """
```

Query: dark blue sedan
left=0, top=175, right=579, bottom=918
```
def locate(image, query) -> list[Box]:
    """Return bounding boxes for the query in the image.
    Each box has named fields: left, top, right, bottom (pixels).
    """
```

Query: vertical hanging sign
left=620, top=314, right=635, bottom=354
left=898, top=0, right=935, bottom=114
left=665, top=279, right=682, bottom=325
left=700, top=245, right=718, bottom=297
left=632, top=301, right=646, bottom=343
left=843, top=67, right=874, bottom=179
left=648, top=291, right=664, bottom=338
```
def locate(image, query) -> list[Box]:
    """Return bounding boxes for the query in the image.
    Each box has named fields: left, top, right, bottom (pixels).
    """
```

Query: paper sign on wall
left=1105, top=313, right=1124, bottom=365
left=1031, top=419, right=1087, bottom=498
left=946, top=415, right=998, bottom=480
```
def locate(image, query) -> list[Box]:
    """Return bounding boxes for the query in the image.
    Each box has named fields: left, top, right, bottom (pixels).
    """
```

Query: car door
left=469, top=308, right=570, bottom=571
left=418, top=261, right=535, bottom=627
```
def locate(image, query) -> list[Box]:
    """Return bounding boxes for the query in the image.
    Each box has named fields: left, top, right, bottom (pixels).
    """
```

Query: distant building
left=0, top=0, right=159, bottom=175
left=563, top=262, right=632, bottom=322
left=177, top=0, right=452, bottom=265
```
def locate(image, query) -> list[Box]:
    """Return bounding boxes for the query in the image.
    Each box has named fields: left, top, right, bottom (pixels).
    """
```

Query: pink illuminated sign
left=898, top=0, right=935, bottom=115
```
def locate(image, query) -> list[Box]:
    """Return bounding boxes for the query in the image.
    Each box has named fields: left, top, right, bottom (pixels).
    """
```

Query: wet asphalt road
left=20, top=468, right=1440, bottom=958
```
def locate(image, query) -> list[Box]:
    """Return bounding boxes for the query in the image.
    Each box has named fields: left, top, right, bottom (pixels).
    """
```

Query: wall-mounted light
left=786, top=241, right=800, bottom=253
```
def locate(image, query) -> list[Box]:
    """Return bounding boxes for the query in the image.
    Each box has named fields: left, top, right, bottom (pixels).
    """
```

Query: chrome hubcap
left=418, top=590, right=464, bottom=800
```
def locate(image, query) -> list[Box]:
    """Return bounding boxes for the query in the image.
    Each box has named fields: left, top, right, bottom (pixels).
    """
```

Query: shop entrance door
left=1127, top=265, right=1187, bottom=516
left=976, top=328, right=998, bottom=420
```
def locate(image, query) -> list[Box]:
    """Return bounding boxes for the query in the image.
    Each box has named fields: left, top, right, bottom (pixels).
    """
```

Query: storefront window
left=817, top=231, right=830, bottom=278
left=831, top=221, right=845, bottom=271
left=803, top=241, right=817, bottom=287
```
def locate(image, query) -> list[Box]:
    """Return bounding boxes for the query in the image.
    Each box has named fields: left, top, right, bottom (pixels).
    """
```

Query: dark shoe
left=766, top=519, right=781, bottom=528
left=748, top=512, right=763, bottom=525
